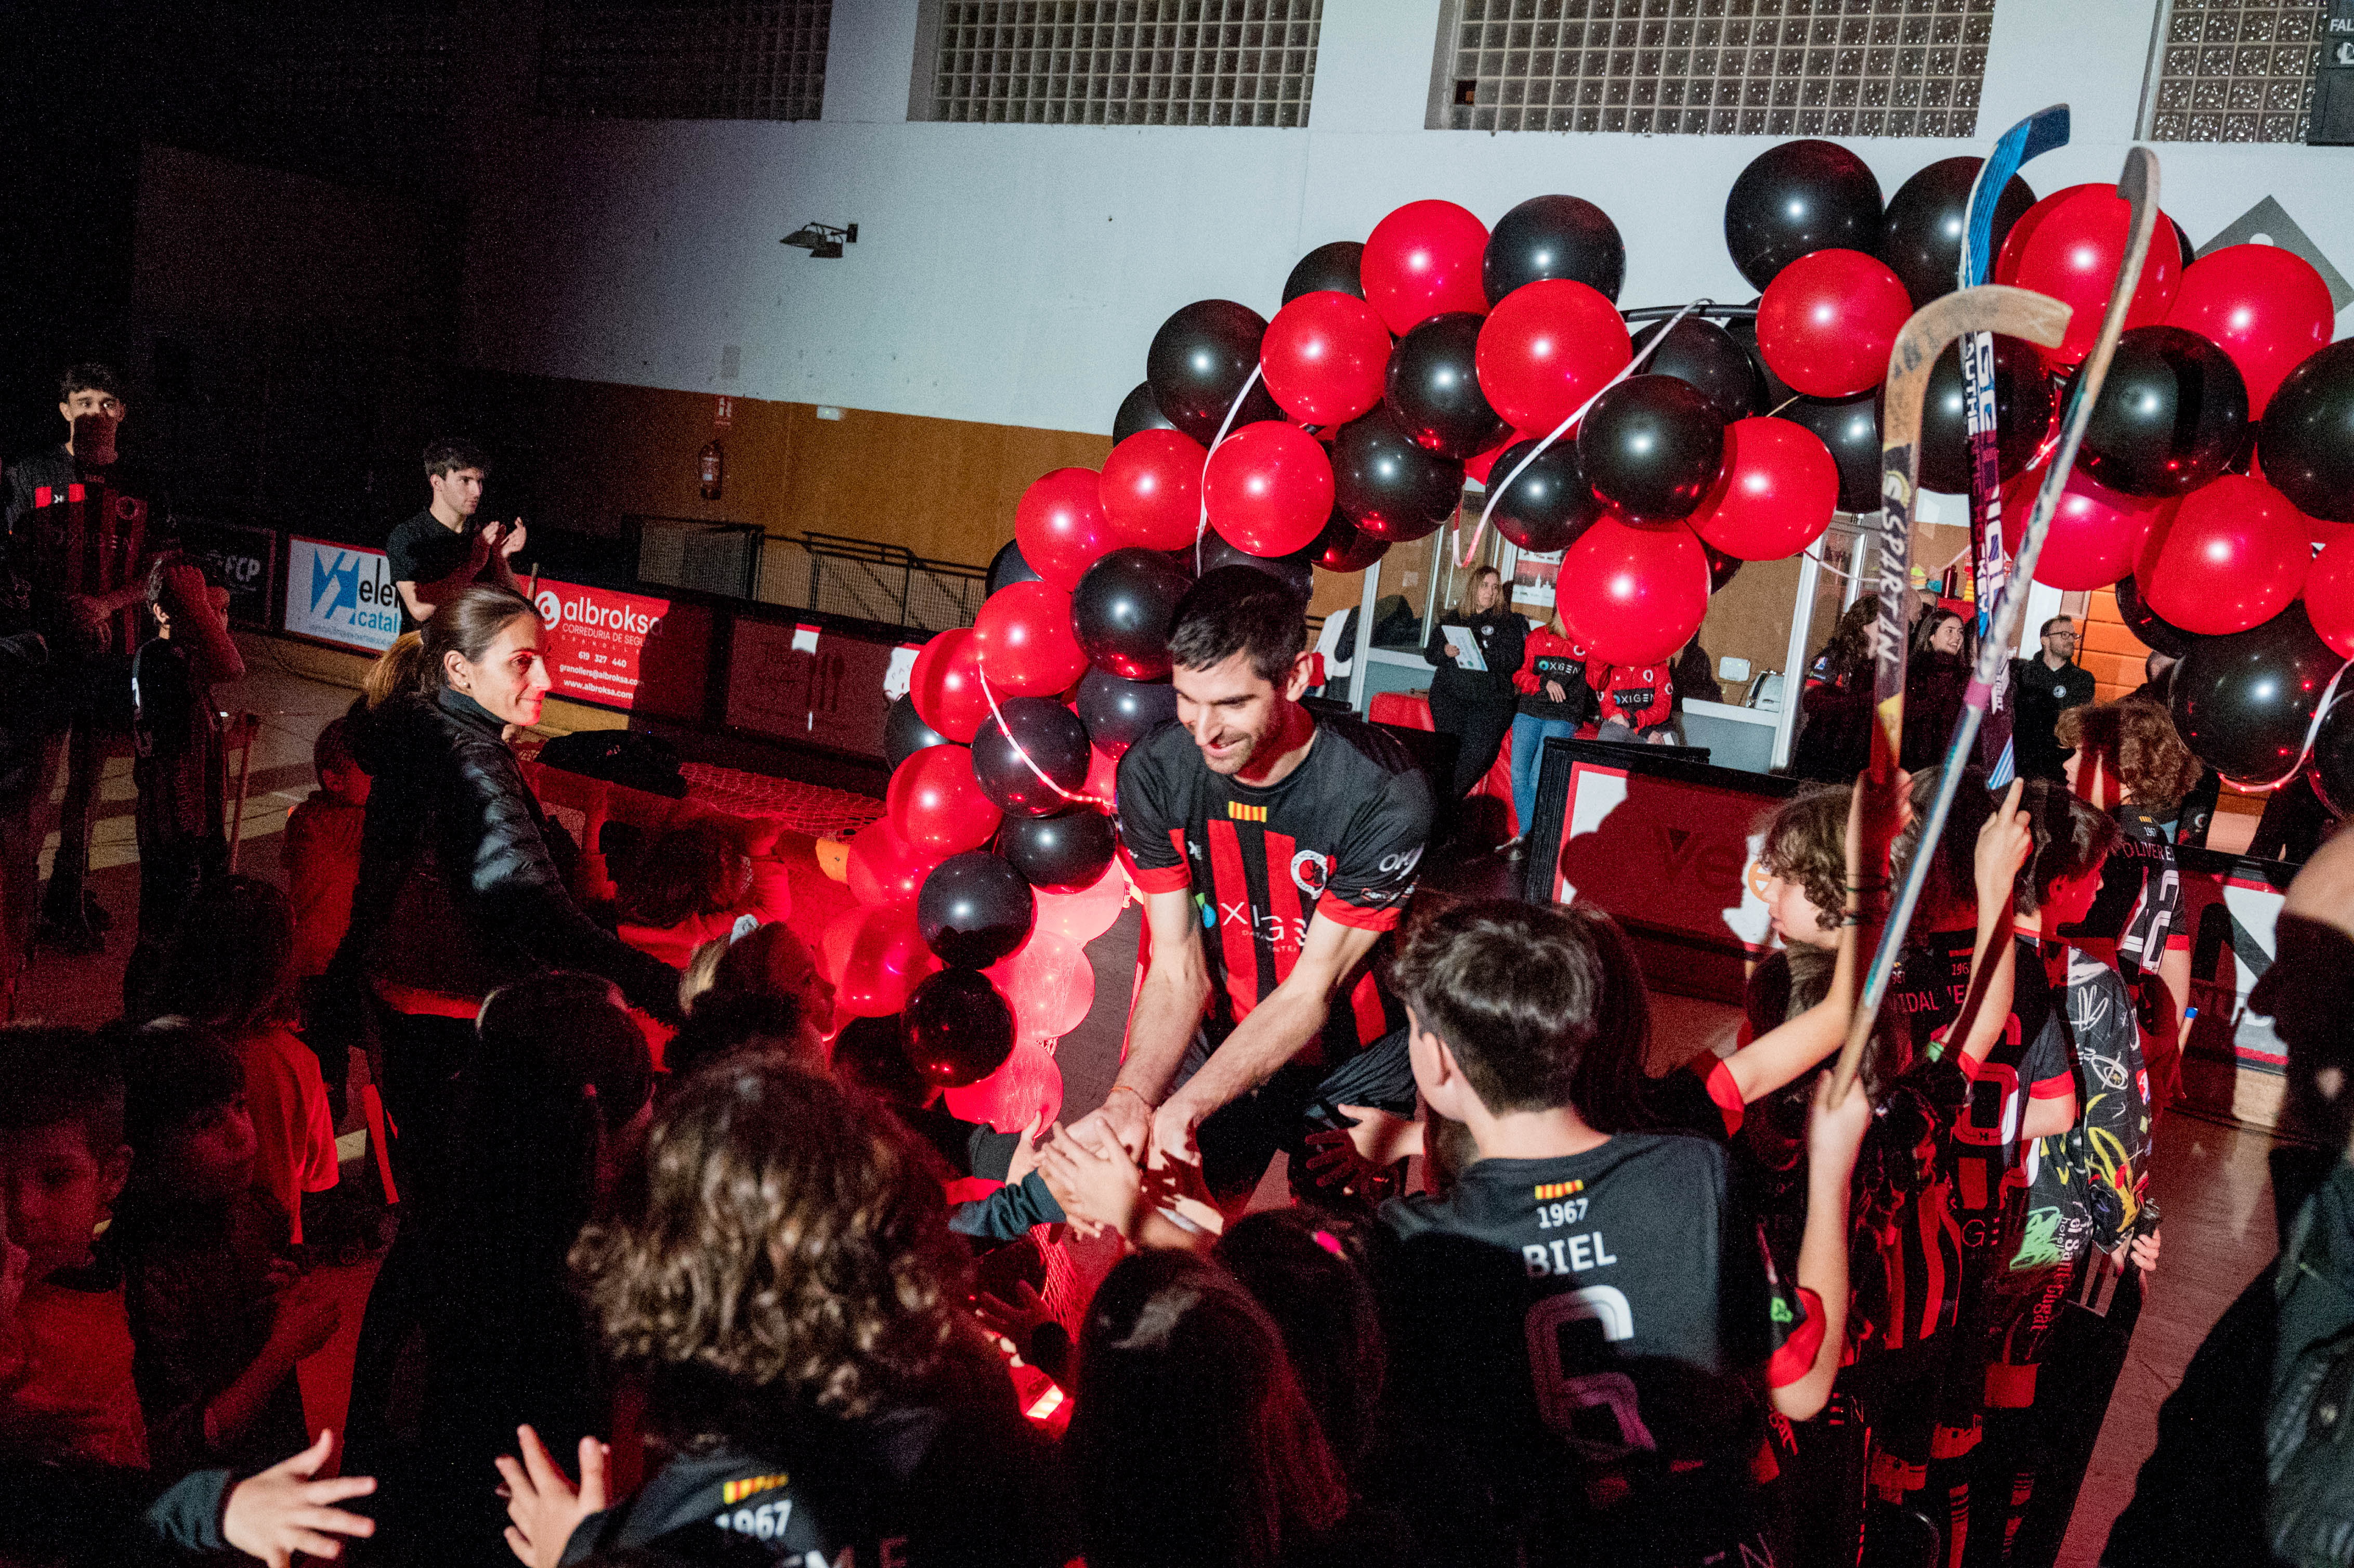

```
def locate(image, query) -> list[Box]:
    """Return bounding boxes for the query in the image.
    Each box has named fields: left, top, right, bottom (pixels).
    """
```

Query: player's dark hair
left=1167, top=566, right=1307, bottom=683
left=0, top=1024, right=126, bottom=1157
left=1891, top=765, right=1996, bottom=920
left=1214, top=1208, right=1385, bottom=1474
left=1756, top=785, right=1850, bottom=926
left=616, top=821, right=748, bottom=929
left=2058, top=699, right=2204, bottom=818
left=422, top=437, right=491, bottom=480
left=1068, top=1248, right=1346, bottom=1568
left=150, top=876, right=299, bottom=1034
left=1389, top=898, right=1655, bottom=1128
left=2013, top=778, right=2122, bottom=917
left=59, top=363, right=125, bottom=403
left=117, top=1017, right=244, bottom=1159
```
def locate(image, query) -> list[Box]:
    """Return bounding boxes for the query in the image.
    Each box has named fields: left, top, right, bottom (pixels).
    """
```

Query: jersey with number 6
left=1374, top=1132, right=1804, bottom=1563
left=1117, top=713, right=1433, bottom=1066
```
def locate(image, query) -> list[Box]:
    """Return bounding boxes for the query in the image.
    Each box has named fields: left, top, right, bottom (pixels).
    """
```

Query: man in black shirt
left=2008, top=616, right=2097, bottom=781
left=1074, top=566, right=1433, bottom=1209
left=384, top=438, right=525, bottom=630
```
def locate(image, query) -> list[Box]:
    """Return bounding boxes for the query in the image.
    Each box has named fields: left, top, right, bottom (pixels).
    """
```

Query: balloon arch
left=825, top=139, right=2354, bottom=1097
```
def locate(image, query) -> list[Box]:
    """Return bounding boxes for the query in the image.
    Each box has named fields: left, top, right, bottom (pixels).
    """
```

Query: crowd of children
left=0, top=544, right=2226, bottom=1568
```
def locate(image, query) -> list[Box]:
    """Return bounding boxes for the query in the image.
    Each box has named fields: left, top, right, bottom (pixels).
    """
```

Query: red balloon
left=1015, top=467, right=1118, bottom=589
left=1204, top=422, right=1335, bottom=558
left=1033, top=860, right=1129, bottom=945
left=1463, top=429, right=1529, bottom=487
left=972, top=581, right=1089, bottom=697
left=886, top=743, right=1003, bottom=856
left=908, top=628, right=991, bottom=743
left=1756, top=249, right=1914, bottom=398
left=1082, top=744, right=1118, bottom=804
left=1262, top=291, right=1392, bottom=426
left=2135, top=474, right=2311, bottom=635
left=2307, top=536, right=2354, bottom=659
left=2165, top=244, right=2336, bottom=418
left=1998, top=464, right=2167, bottom=591
left=1689, top=417, right=1837, bottom=561
left=820, top=905, right=939, bottom=1020
left=1561, top=517, right=1711, bottom=666
left=845, top=816, right=944, bottom=908
left=1100, top=429, right=1207, bottom=551
left=1362, top=200, right=1490, bottom=337
left=941, top=1041, right=1065, bottom=1132
left=1994, top=183, right=2180, bottom=369
left=1474, top=280, right=1631, bottom=433
left=986, top=930, right=1096, bottom=1044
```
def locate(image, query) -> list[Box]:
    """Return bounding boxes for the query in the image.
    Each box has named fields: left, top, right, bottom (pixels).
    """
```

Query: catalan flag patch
left=1533, top=1179, right=1584, bottom=1201
left=1227, top=802, right=1267, bottom=822
left=721, top=1474, right=790, bottom=1505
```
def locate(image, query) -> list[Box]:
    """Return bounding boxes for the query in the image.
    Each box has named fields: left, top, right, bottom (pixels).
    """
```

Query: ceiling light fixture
left=781, top=221, right=858, bottom=259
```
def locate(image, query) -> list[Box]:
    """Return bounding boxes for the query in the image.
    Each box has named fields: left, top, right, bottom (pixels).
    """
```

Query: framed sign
left=177, top=520, right=276, bottom=630
left=284, top=537, right=401, bottom=653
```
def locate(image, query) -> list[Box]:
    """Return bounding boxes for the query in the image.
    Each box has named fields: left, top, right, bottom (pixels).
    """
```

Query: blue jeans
left=1510, top=714, right=1580, bottom=838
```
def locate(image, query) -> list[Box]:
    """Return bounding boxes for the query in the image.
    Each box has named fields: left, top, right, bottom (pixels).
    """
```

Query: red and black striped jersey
left=4, top=449, right=155, bottom=656
left=1116, top=712, right=1432, bottom=1064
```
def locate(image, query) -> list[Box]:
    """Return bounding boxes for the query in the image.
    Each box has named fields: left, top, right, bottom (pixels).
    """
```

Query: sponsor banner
left=533, top=580, right=672, bottom=710
left=725, top=616, right=896, bottom=751
left=285, top=537, right=402, bottom=653
left=178, top=520, right=276, bottom=630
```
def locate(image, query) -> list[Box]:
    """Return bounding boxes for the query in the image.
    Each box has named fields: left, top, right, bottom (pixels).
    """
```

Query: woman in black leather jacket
left=332, top=583, right=682, bottom=1478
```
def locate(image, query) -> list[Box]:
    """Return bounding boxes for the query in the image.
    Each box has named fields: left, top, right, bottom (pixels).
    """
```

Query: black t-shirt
left=1118, top=713, right=1432, bottom=1065
left=1375, top=1135, right=1790, bottom=1565
left=2008, top=657, right=2098, bottom=779
left=384, top=507, right=476, bottom=630
left=130, top=637, right=225, bottom=852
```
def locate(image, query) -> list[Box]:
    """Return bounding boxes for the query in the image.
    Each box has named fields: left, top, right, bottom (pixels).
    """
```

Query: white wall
left=460, top=0, right=2354, bottom=435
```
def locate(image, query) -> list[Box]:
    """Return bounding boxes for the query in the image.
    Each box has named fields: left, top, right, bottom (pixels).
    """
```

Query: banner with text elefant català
left=284, top=537, right=401, bottom=653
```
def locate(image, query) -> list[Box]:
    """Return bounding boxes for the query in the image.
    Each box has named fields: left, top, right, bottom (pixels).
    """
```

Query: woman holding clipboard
left=1421, top=565, right=1526, bottom=811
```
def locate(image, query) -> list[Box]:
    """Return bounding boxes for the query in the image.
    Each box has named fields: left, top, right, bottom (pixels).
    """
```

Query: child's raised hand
left=1003, top=1111, right=1049, bottom=1191
left=1038, top=1125, right=1145, bottom=1244
left=1809, top=1064, right=1874, bottom=1175
left=496, top=1425, right=609, bottom=1568
left=220, top=1430, right=377, bottom=1566
left=1974, top=776, right=2034, bottom=907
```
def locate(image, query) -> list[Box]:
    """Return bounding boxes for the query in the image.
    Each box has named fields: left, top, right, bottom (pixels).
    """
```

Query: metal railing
left=765, top=532, right=991, bottom=633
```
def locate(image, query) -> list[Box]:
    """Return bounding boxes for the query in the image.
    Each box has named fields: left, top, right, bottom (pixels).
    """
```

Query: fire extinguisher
left=699, top=438, right=724, bottom=501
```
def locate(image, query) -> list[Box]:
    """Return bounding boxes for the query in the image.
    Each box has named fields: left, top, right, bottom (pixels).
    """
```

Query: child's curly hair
left=569, top=1058, right=961, bottom=1444
left=2057, top=699, right=2203, bottom=816
left=1754, top=785, right=1850, bottom=923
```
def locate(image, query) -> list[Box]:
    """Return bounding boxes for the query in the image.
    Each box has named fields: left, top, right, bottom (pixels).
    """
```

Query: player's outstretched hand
left=220, top=1430, right=377, bottom=1566
left=495, top=1425, right=608, bottom=1568
left=1039, top=1125, right=1145, bottom=1244
left=1149, top=1096, right=1204, bottom=1170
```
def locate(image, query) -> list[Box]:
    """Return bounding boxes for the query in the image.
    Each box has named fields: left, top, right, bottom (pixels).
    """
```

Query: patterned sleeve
left=1316, top=764, right=1433, bottom=931
left=1114, top=737, right=1189, bottom=895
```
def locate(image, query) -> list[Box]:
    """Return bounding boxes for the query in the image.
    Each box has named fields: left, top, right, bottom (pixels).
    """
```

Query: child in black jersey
left=1372, top=899, right=1873, bottom=1568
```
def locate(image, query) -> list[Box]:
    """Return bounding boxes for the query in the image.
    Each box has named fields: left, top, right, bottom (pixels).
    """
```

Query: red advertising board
left=532, top=580, right=672, bottom=709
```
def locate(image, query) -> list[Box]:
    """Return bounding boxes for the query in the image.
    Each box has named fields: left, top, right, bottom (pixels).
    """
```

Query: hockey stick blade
left=1833, top=151, right=2159, bottom=1104
left=1833, top=282, right=2070, bottom=1103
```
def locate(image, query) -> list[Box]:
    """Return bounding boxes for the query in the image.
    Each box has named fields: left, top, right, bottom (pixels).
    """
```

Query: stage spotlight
left=782, top=222, right=857, bottom=259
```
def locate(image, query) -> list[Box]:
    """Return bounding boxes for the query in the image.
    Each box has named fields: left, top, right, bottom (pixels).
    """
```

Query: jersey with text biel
left=1115, top=714, right=1432, bottom=1066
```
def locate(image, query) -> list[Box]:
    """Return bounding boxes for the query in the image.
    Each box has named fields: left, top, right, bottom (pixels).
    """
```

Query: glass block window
left=919, top=0, right=1324, bottom=127
left=1434, top=0, right=1998, bottom=138
left=2140, top=0, right=2321, bottom=143
left=540, top=1, right=832, bottom=121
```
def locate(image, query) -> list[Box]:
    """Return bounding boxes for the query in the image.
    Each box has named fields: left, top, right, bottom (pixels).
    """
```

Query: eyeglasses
left=2046, top=632, right=2077, bottom=643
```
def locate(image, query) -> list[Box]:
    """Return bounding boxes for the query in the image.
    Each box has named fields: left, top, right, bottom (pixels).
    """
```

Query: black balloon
left=1384, top=312, right=1509, bottom=460
left=883, top=696, right=951, bottom=771
left=1576, top=375, right=1727, bottom=523
left=2076, top=324, right=2249, bottom=498
left=1198, top=533, right=1315, bottom=599
left=1724, top=139, right=1885, bottom=292
left=1114, top=380, right=1179, bottom=445
left=2113, top=574, right=2195, bottom=659
left=999, top=809, right=1119, bottom=893
left=1629, top=317, right=1764, bottom=423
left=2171, top=217, right=2198, bottom=276
left=1307, top=508, right=1388, bottom=572
left=1073, top=547, right=1191, bottom=681
left=2258, top=340, right=2354, bottom=524
left=1725, top=304, right=1798, bottom=410
left=1486, top=439, right=1604, bottom=554
left=1912, top=335, right=2058, bottom=494
left=1075, top=668, right=1178, bottom=757
left=986, top=539, right=1042, bottom=597
left=901, top=968, right=1016, bottom=1087
left=1705, top=544, right=1744, bottom=592
left=1283, top=241, right=1366, bottom=304
left=971, top=698, right=1093, bottom=818
left=1330, top=409, right=1464, bottom=542
left=1877, top=156, right=2036, bottom=309
left=2168, top=604, right=2340, bottom=783
left=1483, top=194, right=1626, bottom=305
left=1775, top=392, right=1882, bottom=514
left=829, top=1015, right=928, bottom=1102
left=1146, top=300, right=1285, bottom=445
left=916, top=853, right=1036, bottom=970
left=2309, top=696, right=2354, bottom=819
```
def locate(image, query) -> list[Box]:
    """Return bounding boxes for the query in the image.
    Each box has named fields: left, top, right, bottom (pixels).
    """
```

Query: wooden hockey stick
left=1829, top=282, right=2071, bottom=1101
